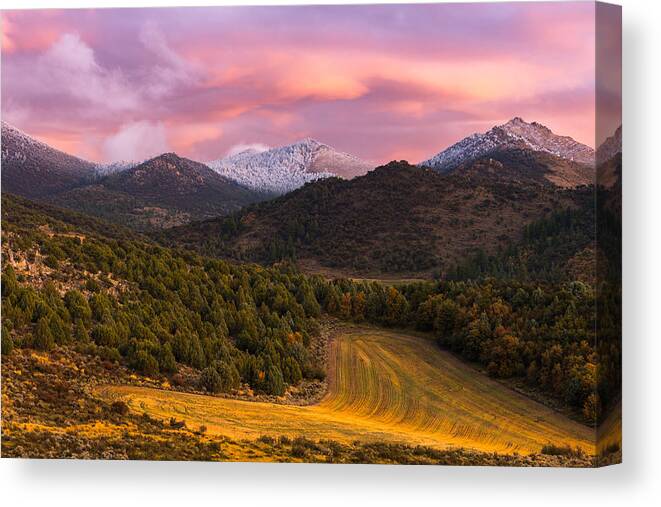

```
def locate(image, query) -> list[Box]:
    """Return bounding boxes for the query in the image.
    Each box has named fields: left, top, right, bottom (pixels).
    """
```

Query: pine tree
left=265, top=364, right=285, bottom=396
left=1, top=324, right=14, bottom=356
left=33, top=316, right=55, bottom=351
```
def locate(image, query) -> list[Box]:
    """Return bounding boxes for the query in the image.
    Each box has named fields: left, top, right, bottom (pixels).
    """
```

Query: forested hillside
left=167, top=161, right=586, bottom=277
left=2, top=194, right=324, bottom=396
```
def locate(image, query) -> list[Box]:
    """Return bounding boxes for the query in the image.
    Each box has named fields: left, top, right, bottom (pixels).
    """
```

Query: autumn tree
left=352, top=291, right=366, bottom=322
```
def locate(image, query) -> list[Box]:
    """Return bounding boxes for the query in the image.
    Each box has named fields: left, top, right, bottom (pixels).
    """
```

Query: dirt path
left=96, top=326, right=595, bottom=455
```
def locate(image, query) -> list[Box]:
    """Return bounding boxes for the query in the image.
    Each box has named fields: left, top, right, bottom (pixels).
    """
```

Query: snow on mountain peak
left=420, top=117, right=595, bottom=172
left=93, top=159, right=140, bottom=177
left=207, top=138, right=372, bottom=194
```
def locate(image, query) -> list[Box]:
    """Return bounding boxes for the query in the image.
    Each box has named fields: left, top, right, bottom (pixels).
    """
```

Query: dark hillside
left=168, top=160, right=587, bottom=277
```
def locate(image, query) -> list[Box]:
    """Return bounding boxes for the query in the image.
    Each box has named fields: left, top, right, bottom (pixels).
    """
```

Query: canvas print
left=0, top=2, right=621, bottom=466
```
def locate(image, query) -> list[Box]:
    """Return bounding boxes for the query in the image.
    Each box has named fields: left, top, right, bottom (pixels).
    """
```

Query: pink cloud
left=1, top=3, right=614, bottom=164
left=103, top=121, right=169, bottom=162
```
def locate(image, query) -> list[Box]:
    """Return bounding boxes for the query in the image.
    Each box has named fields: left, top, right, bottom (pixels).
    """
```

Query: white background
left=1, top=0, right=659, bottom=505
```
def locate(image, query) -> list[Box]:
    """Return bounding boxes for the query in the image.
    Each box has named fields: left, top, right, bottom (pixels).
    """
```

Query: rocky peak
left=420, top=117, right=595, bottom=173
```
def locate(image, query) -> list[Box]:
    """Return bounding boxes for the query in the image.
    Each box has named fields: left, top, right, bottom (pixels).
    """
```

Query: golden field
left=97, top=327, right=595, bottom=455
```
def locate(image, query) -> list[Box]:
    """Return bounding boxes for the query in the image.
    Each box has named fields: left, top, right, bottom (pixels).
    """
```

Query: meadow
left=97, top=326, right=594, bottom=455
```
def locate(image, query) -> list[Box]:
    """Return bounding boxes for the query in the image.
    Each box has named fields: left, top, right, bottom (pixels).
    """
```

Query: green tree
left=215, top=360, right=241, bottom=392
left=130, top=349, right=159, bottom=377
left=33, top=316, right=55, bottom=351
left=353, top=292, right=366, bottom=322
left=159, top=343, right=178, bottom=374
left=64, top=290, right=92, bottom=325
left=1, top=324, right=14, bottom=356
left=73, top=319, right=90, bottom=343
left=384, top=287, right=409, bottom=327
left=340, top=292, right=352, bottom=320
left=265, top=364, right=285, bottom=396
left=199, top=366, right=223, bottom=393
left=49, top=313, right=70, bottom=345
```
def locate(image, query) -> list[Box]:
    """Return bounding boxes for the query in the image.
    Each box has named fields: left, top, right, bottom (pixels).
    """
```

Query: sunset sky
left=1, top=3, right=620, bottom=164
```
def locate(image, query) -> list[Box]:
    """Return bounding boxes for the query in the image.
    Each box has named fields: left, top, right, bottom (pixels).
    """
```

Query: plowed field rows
left=97, top=327, right=594, bottom=454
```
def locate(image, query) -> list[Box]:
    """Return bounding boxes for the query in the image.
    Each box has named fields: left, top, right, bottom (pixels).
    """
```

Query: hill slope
left=101, top=153, right=262, bottom=213
left=168, top=160, right=586, bottom=277
left=1, top=123, right=269, bottom=230
left=51, top=153, right=267, bottom=230
left=1, top=121, right=96, bottom=198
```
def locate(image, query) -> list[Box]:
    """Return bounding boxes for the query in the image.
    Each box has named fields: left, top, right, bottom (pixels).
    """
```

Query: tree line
left=308, top=276, right=615, bottom=424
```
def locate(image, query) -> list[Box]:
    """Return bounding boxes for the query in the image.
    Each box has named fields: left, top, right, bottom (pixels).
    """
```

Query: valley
left=99, top=324, right=594, bottom=454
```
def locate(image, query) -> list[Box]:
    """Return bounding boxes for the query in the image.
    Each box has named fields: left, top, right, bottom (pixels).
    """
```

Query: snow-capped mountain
left=420, top=117, right=595, bottom=173
left=208, top=138, right=373, bottom=194
left=93, top=160, right=139, bottom=177
left=1, top=121, right=96, bottom=198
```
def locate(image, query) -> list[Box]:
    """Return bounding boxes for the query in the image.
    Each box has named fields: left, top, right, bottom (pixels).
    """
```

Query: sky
left=1, top=3, right=620, bottom=164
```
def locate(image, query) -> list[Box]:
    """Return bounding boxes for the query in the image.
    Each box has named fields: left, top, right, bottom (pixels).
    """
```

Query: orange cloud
left=167, top=122, right=223, bottom=154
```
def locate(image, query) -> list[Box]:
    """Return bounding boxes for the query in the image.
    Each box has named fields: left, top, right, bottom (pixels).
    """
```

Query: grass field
left=97, top=327, right=595, bottom=455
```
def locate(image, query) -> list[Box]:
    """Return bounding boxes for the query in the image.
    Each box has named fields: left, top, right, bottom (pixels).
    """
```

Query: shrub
left=97, top=346, right=121, bottom=363
left=131, top=349, right=159, bottom=376
left=199, top=366, right=223, bottom=393
left=169, top=417, right=186, bottom=429
left=111, top=400, right=129, bottom=416
left=291, top=444, right=308, bottom=458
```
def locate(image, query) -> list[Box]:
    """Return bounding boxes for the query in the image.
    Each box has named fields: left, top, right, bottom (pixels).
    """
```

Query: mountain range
left=49, top=153, right=265, bottom=230
left=163, top=119, right=621, bottom=278
left=2, top=118, right=620, bottom=252
left=0, top=122, right=375, bottom=228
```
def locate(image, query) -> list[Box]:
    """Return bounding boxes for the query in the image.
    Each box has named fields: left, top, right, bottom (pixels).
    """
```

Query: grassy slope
left=97, top=326, right=594, bottom=455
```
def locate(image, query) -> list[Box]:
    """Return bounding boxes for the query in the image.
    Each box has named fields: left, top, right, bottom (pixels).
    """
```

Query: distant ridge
left=0, top=122, right=267, bottom=229
left=420, top=117, right=595, bottom=184
left=1, top=121, right=96, bottom=198
left=208, top=138, right=373, bottom=194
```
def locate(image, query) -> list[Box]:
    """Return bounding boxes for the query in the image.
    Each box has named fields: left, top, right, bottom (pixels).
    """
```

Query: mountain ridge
left=167, top=160, right=588, bottom=277
left=208, top=138, right=373, bottom=194
left=1, top=121, right=96, bottom=198
left=420, top=117, right=595, bottom=187
left=1, top=122, right=268, bottom=230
